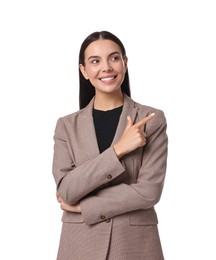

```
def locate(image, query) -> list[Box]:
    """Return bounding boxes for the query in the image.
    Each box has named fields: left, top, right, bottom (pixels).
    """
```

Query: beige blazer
left=52, top=94, right=168, bottom=260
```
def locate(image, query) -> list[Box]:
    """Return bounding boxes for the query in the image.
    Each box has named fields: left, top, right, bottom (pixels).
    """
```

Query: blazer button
left=107, top=174, right=112, bottom=180
left=106, top=219, right=111, bottom=223
left=101, top=215, right=106, bottom=220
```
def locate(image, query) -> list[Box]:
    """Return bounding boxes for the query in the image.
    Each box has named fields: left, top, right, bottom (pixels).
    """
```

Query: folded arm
left=52, top=118, right=125, bottom=204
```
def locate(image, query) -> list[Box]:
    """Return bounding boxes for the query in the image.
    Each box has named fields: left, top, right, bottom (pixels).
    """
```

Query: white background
left=0, top=0, right=216, bottom=259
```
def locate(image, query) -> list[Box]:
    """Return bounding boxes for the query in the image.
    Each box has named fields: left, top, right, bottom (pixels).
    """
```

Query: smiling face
left=80, top=39, right=127, bottom=96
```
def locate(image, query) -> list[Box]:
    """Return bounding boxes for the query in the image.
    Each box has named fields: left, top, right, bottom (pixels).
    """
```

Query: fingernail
left=150, top=113, right=155, bottom=116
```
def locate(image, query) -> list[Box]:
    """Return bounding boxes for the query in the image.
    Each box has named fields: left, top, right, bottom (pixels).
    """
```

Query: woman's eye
left=111, top=56, right=119, bottom=61
left=92, top=59, right=99, bottom=64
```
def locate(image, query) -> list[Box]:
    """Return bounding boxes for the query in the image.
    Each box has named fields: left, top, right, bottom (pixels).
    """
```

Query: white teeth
left=100, top=77, right=114, bottom=82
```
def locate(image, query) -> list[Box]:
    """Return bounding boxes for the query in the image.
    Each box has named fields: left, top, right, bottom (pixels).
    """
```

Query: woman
left=52, top=31, right=168, bottom=260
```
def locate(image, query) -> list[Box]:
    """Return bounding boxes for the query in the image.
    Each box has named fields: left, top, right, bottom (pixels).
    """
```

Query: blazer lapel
left=112, top=94, right=139, bottom=145
left=76, top=98, right=100, bottom=164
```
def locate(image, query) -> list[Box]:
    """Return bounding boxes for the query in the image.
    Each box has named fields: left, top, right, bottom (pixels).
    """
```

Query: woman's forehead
left=85, top=39, right=122, bottom=57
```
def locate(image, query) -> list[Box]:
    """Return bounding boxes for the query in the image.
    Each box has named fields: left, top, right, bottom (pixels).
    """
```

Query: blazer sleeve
left=52, top=117, right=125, bottom=204
left=80, top=110, right=168, bottom=225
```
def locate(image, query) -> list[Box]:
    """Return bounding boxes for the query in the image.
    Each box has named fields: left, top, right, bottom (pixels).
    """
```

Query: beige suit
left=52, top=94, right=168, bottom=260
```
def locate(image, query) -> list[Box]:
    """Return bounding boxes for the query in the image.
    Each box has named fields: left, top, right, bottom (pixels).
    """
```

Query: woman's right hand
left=56, top=192, right=81, bottom=213
left=113, top=113, right=155, bottom=159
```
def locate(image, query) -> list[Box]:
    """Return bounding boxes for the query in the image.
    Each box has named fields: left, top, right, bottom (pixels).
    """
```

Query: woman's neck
left=94, top=91, right=124, bottom=111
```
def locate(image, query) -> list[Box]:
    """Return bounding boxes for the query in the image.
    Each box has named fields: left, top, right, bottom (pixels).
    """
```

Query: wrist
left=113, top=144, right=124, bottom=159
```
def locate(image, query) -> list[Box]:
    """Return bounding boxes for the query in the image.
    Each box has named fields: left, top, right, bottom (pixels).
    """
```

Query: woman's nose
left=101, top=60, right=112, bottom=72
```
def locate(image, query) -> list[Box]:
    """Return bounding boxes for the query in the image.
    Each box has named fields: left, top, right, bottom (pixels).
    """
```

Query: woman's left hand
left=56, top=192, right=81, bottom=213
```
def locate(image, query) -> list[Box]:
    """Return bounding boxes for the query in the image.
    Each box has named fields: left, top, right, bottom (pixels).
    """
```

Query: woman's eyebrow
left=108, top=51, right=121, bottom=57
left=88, top=55, right=100, bottom=60
left=88, top=51, right=121, bottom=60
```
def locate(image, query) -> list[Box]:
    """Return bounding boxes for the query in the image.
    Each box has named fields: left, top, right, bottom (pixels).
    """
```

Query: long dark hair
left=79, top=31, right=131, bottom=109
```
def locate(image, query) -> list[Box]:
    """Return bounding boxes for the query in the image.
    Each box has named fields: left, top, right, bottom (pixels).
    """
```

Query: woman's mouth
left=100, top=75, right=117, bottom=82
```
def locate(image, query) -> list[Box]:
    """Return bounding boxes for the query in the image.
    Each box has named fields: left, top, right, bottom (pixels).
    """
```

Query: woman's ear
left=79, top=64, right=89, bottom=80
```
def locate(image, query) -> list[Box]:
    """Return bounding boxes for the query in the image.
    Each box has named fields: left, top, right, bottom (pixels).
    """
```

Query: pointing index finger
left=134, top=113, right=155, bottom=129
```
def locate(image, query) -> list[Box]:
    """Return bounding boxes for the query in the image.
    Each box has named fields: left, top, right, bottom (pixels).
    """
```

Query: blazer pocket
left=61, top=211, right=84, bottom=223
left=129, top=209, right=158, bottom=226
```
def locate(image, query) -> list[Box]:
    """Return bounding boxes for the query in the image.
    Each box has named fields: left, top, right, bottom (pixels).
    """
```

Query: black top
left=93, top=106, right=123, bottom=153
